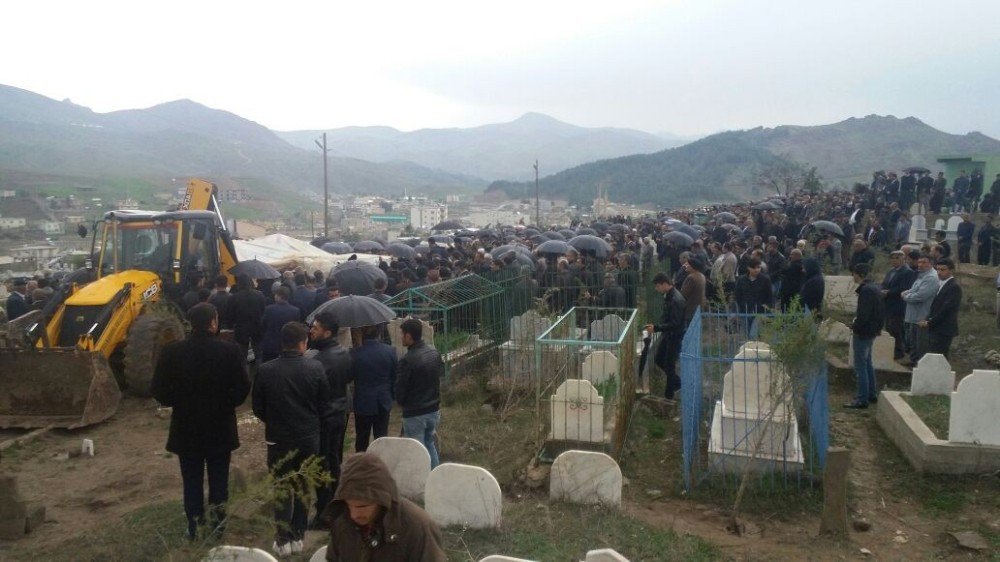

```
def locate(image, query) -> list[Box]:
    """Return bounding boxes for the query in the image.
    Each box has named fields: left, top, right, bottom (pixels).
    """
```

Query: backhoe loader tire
left=123, top=314, right=184, bottom=397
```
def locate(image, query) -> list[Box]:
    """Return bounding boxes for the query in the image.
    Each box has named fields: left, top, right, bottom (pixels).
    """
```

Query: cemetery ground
left=0, top=256, right=998, bottom=560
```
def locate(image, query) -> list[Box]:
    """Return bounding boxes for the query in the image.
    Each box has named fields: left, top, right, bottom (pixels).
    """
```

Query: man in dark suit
left=151, top=303, right=250, bottom=539
left=5, top=278, right=29, bottom=321
left=260, top=286, right=301, bottom=363
left=881, top=251, right=916, bottom=361
left=645, top=272, right=686, bottom=400
left=920, top=258, right=962, bottom=358
left=351, top=324, right=398, bottom=452
left=846, top=263, right=885, bottom=409
left=222, top=274, right=266, bottom=366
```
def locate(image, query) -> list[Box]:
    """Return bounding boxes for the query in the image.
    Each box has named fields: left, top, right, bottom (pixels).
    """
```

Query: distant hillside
left=490, top=115, right=1000, bottom=206
left=0, top=84, right=482, bottom=200
left=488, top=132, right=794, bottom=206
left=747, top=115, right=1000, bottom=185
left=278, top=112, right=680, bottom=182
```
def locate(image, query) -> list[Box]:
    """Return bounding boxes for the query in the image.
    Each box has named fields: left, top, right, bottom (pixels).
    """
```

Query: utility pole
left=314, top=133, right=330, bottom=237
left=533, top=159, right=540, bottom=227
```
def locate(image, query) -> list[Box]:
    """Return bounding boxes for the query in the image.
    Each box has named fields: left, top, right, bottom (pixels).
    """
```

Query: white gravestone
left=387, top=317, right=434, bottom=358
left=909, top=203, right=921, bottom=216
left=550, top=379, right=605, bottom=443
left=586, top=549, right=631, bottom=562
left=549, top=450, right=622, bottom=507
left=590, top=314, right=626, bottom=342
left=946, top=215, right=962, bottom=243
left=204, top=546, right=279, bottom=562
left=308, top=547, right=327, bottom=562
left=948, top=370, right=1000, bottom=446
left=367, top=437, right=431, bottom=501
left=510, top=310, right=550, bottom=344
left=425, top=463, right=502, bottom=529
left=909, top=353, right=955, bottom=396
left=501, top=311, right=553, bottom=381
left=479, top=557, right=537, bottom=562
left=932, top=218, right=946, bottom=237
left=710, top=349, right=804, bottom=468
left=911, top=214, right=927, bottom=243
left=581, top=351, right=618, bottom=385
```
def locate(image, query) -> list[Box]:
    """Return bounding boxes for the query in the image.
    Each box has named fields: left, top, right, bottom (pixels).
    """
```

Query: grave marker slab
left=585, top=549, right=631, bottom=562
left=550, top=379, right=604, bottom=443
left=911, top=215, right=927, bottom=243
left=510, top=310, right=550, bottom=344
left=425, top=463, right=502, bottom=529
left=204, top=546, right=279, bottom=562
left=910, top=353, right=955, bottom=395
left=581, top=351, right=618, bottom=385
left=367, top=437, right=431, bottom=501
left=549, top=450, right=622, bottom=507
left=479, top=557, right=537, bottom=562
left=590, top=314, right=626, bottom=342
left=949, top=370, right=1000, bottom=446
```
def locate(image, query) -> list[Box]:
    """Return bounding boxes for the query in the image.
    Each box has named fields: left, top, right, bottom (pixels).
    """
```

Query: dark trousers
left=315, top=412, right=348, bottom=516
left=354, top=407, right=390, bottom=452
left=885, top=315, right=906, bottom=359
left=267, top=438, right=319, bottom=544
left=178, top=450, right=231, bottom=539
left=958, top=243, right=972, bottom=264
left=654, top=336, right=683, bottom=400
left=928, top=333, right=954, bottom=358
left=978, top=243, right=992, bottom=265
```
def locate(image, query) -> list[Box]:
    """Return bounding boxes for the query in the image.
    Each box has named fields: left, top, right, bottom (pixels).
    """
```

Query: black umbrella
left=607, top=224, right=629, bottom=233
left=429, top=235, right=454, bottom=245
left=568, top=234, right=613, bottom=258
left=542, top=231, right=565, bottom=240
left=810, top=220, right=844, bottom=237
left=491, top=244, right=533, bottom=260
left=331, top=260, right=388, bottom=296
left=307, top=295, right=396, bottom=328
left=353, top=240, right=385, bottom=253
left=385, top=243, right=417, bottom=260
left=664, top=231, right=694, bottom=247
left=576, top=227, right=598, bottom=236
left=310, top=236, right=332, bottom=249
left=529, top=234, right=548, bottom=245
left=521, top=227, right=541, bottom=237
left=591, top=222, right=610, bottom=232
left=395, top=238, right=421, bottom=247
left=228, top=259, right=280, bottom=280
left=719, top=223, right=741, bottom=232
left=321, top=241, right=354, bottom=255
left=535, top=239, right=571, bottom=255
left=477, top=228, right=500, bottom=238
left=676, top=224, right=700, bottom=238
left=431, top=220, right=463, bottom=231
left=715, top=211, right=738, bottom=222
left=903, top=166, right=930, bottom=174
left=558, top=229, right=576, bottom=238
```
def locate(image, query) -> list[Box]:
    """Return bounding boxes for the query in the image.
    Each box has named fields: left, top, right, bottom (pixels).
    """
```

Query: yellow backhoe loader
left=0, top=179, right=239, bottom=429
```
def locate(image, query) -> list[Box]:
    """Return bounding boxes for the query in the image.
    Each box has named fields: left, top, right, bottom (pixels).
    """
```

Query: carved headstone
left=425, top=463, right=502, bottom=529
left=590, top=314, right=626, bottom=342
left=581, top=351, right=618, bottom=385
left=367, top=437, right=431, bottom=501
left=909, top=353, right=955, bottom=396
left=911, top=214, right=927, bottom=243
left=549, top=450, right=622, bottom=507
left=204, top=546, right=280, bottom=562
left=550, top=379, right=604, bottom=443
left=948, top=370, right=1000, bottom=446
left=510, top=310, right=550, bottom=345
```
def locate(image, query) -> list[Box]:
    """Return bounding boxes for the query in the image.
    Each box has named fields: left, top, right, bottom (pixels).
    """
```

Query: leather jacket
left=396, top=341, right=444, bottom=417
left=309, top=337, right=353, bottom=414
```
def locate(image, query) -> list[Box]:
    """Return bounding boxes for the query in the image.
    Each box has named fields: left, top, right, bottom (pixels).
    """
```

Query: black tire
left=124, top=313, right=184, bottom=397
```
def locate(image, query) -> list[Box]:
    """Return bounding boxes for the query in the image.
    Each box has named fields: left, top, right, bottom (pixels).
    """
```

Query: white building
left=32, top=220, right=65, bottom=235
left=0, top=217, right=27, bottom=230
left=409, top=204, right=447, bottom=230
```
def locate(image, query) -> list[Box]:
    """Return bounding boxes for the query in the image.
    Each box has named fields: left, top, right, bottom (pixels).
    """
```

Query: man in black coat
left=5, top=278, right=29, bottom=321
left=222, top=274, right=266, bottom=366
left=846, top=263, right=885, bottom=409
left=645, top=273, right=686, bottom=400
left=920, top=258, right=962, bottom=358
left=253, top=321, right=332, bottom=554
left=881, top=251, right=916, bottom=360
left=260, top=286, right=301, bottom=363
left=307, top=311, right=354, bottom=526
left=397, top=319, right=445, bottom=467
left=151, top=303, right=250, bottom=539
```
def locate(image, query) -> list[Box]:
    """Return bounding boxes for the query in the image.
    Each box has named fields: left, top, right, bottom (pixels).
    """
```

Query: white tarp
left=233, top=233, right=380, bottom=273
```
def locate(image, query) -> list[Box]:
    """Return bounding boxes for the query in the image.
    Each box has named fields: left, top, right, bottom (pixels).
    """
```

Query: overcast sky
left=4, top=0, right=999, bottom=138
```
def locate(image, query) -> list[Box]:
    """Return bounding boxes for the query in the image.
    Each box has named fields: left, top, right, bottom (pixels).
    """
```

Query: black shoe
left=843, top=402, right=868, bottom=409
left=868, top=395, right=878, bottom=404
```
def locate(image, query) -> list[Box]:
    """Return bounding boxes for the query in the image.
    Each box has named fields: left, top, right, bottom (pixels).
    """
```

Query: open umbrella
left=542, top=231, right=565, bottom=240
left=715, top=211, right=738, bottom=222
left=719, top=223, right=741, bottom=232
left=491, top=244, right=533, bottom=260
left=476, top=228, right=500, bottom=239
left=431, top=219, right=463, bottom=231
left=576, top=227, right=598, bottom=236
left=521, top=227, right=540, bottom=237
left=591, top=222, right=610, bottom=232
left=385, top=242, right=417, bottom=260
left=229, top=259, right=280, bottom=280
left=607, top=224, right=629, bottom=233
left=310, top=236, right=332, bottom=248
left=353, top=240, right=385, bottom=253
left=663, top=231, right=694, bottom=247
left=321, top=241, right=354, bottom=255
left=429, top=235, right=454, bottom=245
left=558, top=229, right=576, bottom=238
left=903, top=166, right=930, bottom=174
left=676, top=224, right=700, bottom=238
left=568, top=234, right=613, bottom=258
left=810, top=220, right=844, bottom=237
left=331, top=260, right=388, bottom=296
left=307, top=295, right=396, bottom=327
left=535, top=239, right=571, bottom=255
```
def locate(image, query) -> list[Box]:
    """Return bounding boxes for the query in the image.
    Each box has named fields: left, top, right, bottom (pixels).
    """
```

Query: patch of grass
left=445, top=501, right=721, bottom=562
left=901, top=394, right=950, bottom=439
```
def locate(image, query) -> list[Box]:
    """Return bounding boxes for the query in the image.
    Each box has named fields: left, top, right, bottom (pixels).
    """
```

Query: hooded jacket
left=323, top=453, right=446, bottom=562
left=799, top=258, right=825, bottom=312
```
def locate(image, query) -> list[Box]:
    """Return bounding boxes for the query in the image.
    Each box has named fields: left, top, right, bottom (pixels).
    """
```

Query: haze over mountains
left=278, top=113, right=684, bottom=182
left=1, top=82, right=998, bottom=210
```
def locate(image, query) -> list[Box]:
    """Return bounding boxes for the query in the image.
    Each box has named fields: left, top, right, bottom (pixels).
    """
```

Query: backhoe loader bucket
left=0, top=348, right=122, bottom=429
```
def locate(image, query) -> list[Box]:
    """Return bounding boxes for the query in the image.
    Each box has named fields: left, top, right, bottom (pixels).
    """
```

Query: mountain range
left=277, top=112, right=683, bottom=182
left=489, top=115, right=1000, bottom=207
